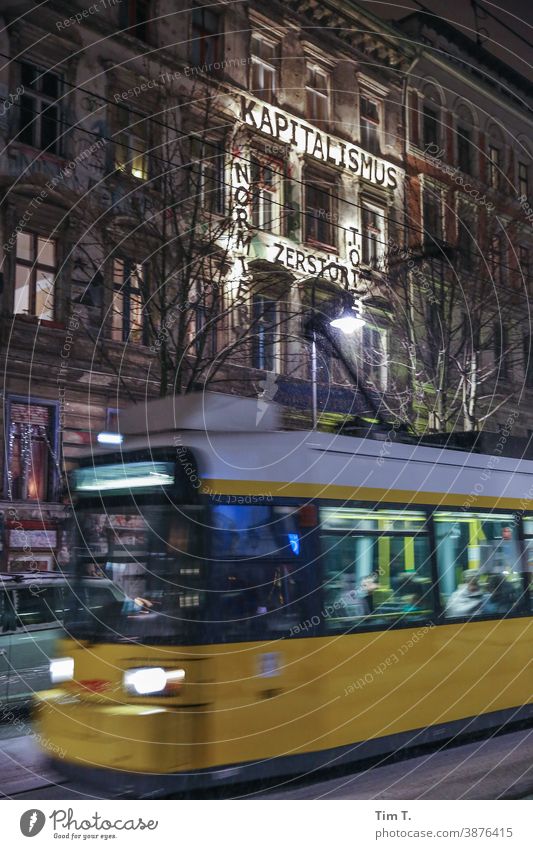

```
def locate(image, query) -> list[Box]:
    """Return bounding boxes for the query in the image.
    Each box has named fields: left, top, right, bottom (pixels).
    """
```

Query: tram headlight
left=50, top=657, right=74, bottom=684
left=123, top=666, right=185, bottom=696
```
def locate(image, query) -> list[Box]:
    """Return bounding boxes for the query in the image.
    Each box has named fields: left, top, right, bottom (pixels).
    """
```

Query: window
left=422, top=105, right=439, bottom=148
left=252, top=294, right=278, bottom=371
left=523, top=334, right=533, bottom=387
left=519, top=245, right=530, bottom=285
left=435, top=512, right=524, bottom=620
left=190, top=136, right=225, bottom=214
left=457, top=205, right=476, bottom=272
left=191, top=4, right=222, bottom=67
left=7, top=401, right=56, bottom=502
left=320, top=507, right=434, bottom=633
left=191, top=279, right=216, bottom=357
left=306, top=65, right=329, bottom=125
left=360, top=95, right=380, bottom=154
left=15, top=231, right=56, bottom=320
left=457, top=125, right=473, bottom=174
left=18, top=62, right=63, bottom=155
left=251, top=154, right=282, bottom=233
left=14, top=588, right=58, bottom=628
left=111, top=258, right=145, bottom=343
left=361, top=205, right=384, bottom=267
left=423, top=188, right=443, bottom=244
left=521, top=517, right=533, bottom=609
left=518, top=161, right=529, bottom=199
left=361, top=324, right=388, bottom=390
left=120, top=0, right=150, bottom=41
left=494, top=323, right=509, bottom=378
left=488, top=145, right=501, bottom=190
left=304, top=172, right=335, bottom=247
left=489, top=233, right=503, bottom=285
left=251, top=34, right=277, bottom=103
left=114, top=105, right=149, bottom=180
left=210, top=504, right=307, bottom=642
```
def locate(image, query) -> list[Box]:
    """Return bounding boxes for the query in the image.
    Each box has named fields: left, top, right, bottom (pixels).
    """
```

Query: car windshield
left=67, top=504, right=207, bottom=644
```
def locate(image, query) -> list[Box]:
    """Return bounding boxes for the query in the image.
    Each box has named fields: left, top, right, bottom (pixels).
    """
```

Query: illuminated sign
left=241, top=97, right=399, bottom=190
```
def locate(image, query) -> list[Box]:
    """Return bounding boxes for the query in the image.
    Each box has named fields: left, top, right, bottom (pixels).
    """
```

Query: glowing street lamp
left=329, top=306, right=366, bottom=334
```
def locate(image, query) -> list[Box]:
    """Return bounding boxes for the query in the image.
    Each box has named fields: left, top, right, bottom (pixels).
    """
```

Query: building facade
left=0, top=1, right=531, bottom=568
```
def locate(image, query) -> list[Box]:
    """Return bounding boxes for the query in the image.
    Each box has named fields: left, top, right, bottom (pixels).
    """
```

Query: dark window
left=494, top=323, right=509, bottom=378
left=360, top=95, right=380, bottom=154
left=518, top=161, right=529, bottom=199
left=361, top=324, right=388, bottom=389
left=422, top=105, right=439, bottom=148
left=15, top=231, right=56, bottom=319
left=306, top=66, right=328, bottom=125
left=524, top=334, right=533, bottom=387
left=423, top=189, right=442, bottom=243
left=519, top=245, right=530, bottom=285
left=7, top=402, right=56, bottom=502
left=457, top=208, right=475, bottom=272
left=111, top=258, right=146, bottom=343
left=120, top=0, right=150, bottom=41
left=14, top=587, right=59, bottom=628
left=19, top=62, right=63, bottom=155
left=190, top=136, right=225, bottom=214
left=251, top=35, right=277, bottom=103
left=457, top=126, right=472, bottom=174
left=252, top=294, right=278, bottom=371
left=488, top=145, right=501, bottom=190
left=320, top=507, right=434, bottom=633
left=305, top=174, right=335, bottom=247
left=191, top=5, right=222, bottom=67
left=489, top=233, right=503, bottom=285
left=192, top=279, right=217, bottom=358
left=435, top=512, right=524, bottom=620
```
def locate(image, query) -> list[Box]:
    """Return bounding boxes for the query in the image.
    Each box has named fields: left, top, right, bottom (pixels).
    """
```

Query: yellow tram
left=35, top=394, right=533, bottom=794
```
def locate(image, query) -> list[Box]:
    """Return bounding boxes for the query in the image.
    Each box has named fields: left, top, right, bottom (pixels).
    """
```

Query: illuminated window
left=360, top=95, right=380, bottom=154
left=190, top=136, right=225, bottom=213
left=361, top=205, right=384, bottom=267
left=15, top=231, right=56, bottom=320
left=304, top=171, right=335, bottom=247
left=306, top=65, right=329, bottom=125
left=251, top=34, right=277, bottom=103
left=251, top=154, right=282, bottom=233
left=19, top=62, right=63, bottom=155
left=111, top=259, right=145, bottom=343
left=191, top=4, right=222, bottom=67
left=114, top=105, right=148, bottom=180
left=7, top=400, right=57, bottom=502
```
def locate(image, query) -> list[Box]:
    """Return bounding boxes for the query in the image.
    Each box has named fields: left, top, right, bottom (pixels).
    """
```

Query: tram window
left=213, top=560, right=307, bottom=642
left=435, top=512, right=524, bottom=619
left=319, top=507, right=434, bottom=633
left=211, top=505, right=302, bottom=560
left=521, top=516, right=533, bottom=611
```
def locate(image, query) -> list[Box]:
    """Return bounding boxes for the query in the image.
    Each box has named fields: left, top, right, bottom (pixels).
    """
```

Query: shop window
left=435, top=512, right=524, bottom=619
left=6, top=401, right=57, bottom=502
left=251, top=34, right=277, bottom=103
left=191, top=4, right=222, bottom=67
left=120, top=0, right=151, bottom=41
left=111, top=258, right=146, bottom=343
left=190, top=136, right=225, bottom=214
left=114, top=105, right=149, bottom=180
left=304, top=171, right=335, bottom=248
left=252, top=294, right=278, bottom=371
left=360, top=95, right=380, bottom=154
left=251, top=154, right=282, bottom=233
left=306, top=65, right=329, bottom=125
left=320, top=507, right=434, bottom=633
left=15, top=231, right=56, bottom=320
left=18, top=62, right=63, bottom=155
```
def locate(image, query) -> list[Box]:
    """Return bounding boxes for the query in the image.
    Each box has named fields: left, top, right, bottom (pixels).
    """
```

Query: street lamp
left=311, top=300, right=365, bottom=429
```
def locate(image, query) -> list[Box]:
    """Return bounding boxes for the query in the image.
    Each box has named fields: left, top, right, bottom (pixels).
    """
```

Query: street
left=1, top=717, right=532, bottom=801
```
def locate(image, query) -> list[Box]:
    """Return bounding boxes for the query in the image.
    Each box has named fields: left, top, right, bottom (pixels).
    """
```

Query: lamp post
left=311, top=300, right=365, bottom=429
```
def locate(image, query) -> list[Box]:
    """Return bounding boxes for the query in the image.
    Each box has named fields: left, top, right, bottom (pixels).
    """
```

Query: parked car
left=0, top=572, right=124, bottom=707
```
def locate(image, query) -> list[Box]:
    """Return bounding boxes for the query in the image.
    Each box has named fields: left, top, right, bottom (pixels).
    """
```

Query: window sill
left=13, top=314, right=65, bottom=330
left=9, top=142, right=66, bottom=166
left=304, top=238, right=338, bottom=255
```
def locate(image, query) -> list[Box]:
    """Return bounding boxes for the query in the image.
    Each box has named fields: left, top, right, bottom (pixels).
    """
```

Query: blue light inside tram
left=288, top=533, right=300, bottom=555
left=97, top=432, right=124, bottom=445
